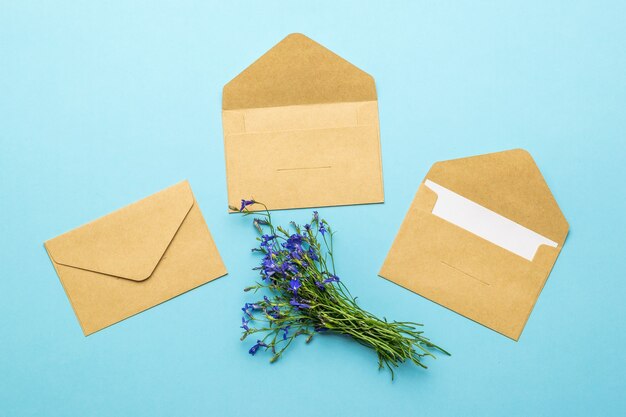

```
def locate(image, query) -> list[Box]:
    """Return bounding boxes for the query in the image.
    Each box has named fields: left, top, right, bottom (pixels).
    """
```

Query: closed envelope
left=379, top=149, right=568, bottom=340
left=222, top=33, right=384, bottom=211
left=44, top=181, right=227, bottom=335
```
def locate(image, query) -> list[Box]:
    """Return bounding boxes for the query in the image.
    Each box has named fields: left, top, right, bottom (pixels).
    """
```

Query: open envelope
left=44, top=181, right=227, bottom=335
left=379, top=149, right=569, bottom=340
left=222, top=33, right=384, bottom=211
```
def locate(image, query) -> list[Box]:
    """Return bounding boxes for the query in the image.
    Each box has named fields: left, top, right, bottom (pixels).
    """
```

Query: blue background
left=1, top=1, right=625, bottom=416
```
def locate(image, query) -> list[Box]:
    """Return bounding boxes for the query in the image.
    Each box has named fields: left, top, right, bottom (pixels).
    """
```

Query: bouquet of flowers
left=233, top=199, right=448, bottom=378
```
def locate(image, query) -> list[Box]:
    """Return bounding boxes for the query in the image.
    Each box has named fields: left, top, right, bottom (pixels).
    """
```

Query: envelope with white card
left=379, top=149, right=569, bottom=340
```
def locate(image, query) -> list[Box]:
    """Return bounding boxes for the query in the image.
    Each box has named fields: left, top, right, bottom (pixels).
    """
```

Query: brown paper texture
left=222, top=33, right=384, bottom=211
left=379, top=149, right=569, bottom=340
left=44, top=181, right=227, bottom=335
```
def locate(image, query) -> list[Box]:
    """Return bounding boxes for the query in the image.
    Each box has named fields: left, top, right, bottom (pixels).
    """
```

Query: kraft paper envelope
left=379, top=149, right=568, bottom=340
left=222, top=33, right=384, bottom=211
left=44, top=181, right=227, bottom=335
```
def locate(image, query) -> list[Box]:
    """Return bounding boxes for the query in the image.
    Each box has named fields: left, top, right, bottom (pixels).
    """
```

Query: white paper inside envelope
left=424, top=180, right=558, bottom=261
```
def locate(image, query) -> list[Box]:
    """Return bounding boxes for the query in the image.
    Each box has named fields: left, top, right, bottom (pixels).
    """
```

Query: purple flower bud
left=282, top=326, right=291, bottom=340
left=239, top=199, right=255, bottom=211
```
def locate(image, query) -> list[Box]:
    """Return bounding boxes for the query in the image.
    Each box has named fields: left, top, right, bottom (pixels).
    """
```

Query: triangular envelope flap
left=426, top=149, right=569, bottom=244
left=45, top=181, right=194, bottom=281
left=223, top=33, right=377, bottom=110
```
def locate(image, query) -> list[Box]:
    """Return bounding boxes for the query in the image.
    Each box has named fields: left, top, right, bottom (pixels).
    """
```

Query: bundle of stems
left=234, top=200, right=449, bottom=379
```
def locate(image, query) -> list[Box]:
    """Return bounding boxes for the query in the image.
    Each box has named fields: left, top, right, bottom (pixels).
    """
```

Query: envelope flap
left=45, top=181, right=194, bottom=281
left=425, top=149, right=568, bottom=244
left=223, top=33, right=377, bottom=110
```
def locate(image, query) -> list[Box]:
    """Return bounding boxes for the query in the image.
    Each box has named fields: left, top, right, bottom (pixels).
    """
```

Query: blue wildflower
left=241, top=303, right=251, bottom=315
left=307, top=247, right=319, bottom=261
left=290, top=249, right=302, bottom=261
left=304, top=224, right=311, bottom=232
left=242, top=302, right=260, bottom=315
left=261, top=254, right=280, bottom=279
left=290, top=298, right=311, bottom=309
left=289, top=278, right=302, bottom=293
left=240, top=199, right=255, bottom=211
left=283, top=234, right=307, bottom=261
left=240, top=317, right=249, bottom=331
left=313, top=211, right=319, bottom=223
left=319, top=223, right=327, bottom=236
left=249, top=340, right=267, bottom=356
left=260, top=234, right=276, bottom=248
left=281, top=260, right=298, bottom=276
left=323, top=274, right=340, bottom=284
left=283, top=234, right=304, bottom=252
